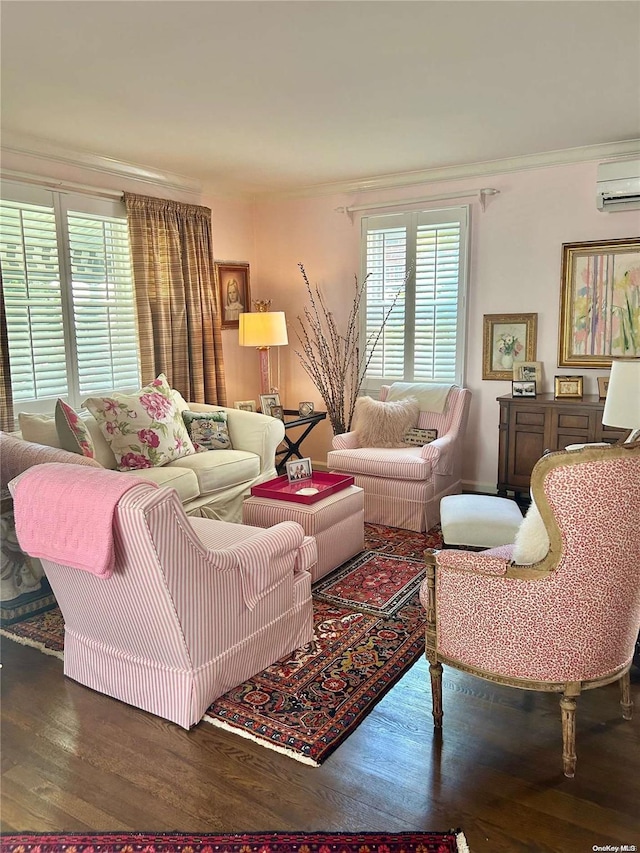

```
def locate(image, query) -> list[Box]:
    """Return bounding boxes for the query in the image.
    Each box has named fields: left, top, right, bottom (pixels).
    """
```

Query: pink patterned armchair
left=328, top=385, right=471, bottom=531
left=11, top=464, right=315, bottom=728
left=421, top=443, right=640, bottom=777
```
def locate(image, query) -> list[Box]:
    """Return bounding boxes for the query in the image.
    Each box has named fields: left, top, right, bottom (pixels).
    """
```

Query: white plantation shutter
left=362, top=206, right=468, bottom=389
left=68, top=212, right=139, bottom=397
left=0, top=182, right=140, bottom=414
left=0, top=197, right=68, bottom=403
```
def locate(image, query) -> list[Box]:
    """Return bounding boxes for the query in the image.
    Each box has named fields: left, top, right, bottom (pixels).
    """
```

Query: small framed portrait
left=216, top=261, right=251, bottom=330
left=554, top=375, right=584, bottom=399
left=270, top=405, right=284, bottom=420
left=260, top=393, right=281, bottom=415
left=513, top=360, right=543, bottom=386
left=512, top=380, right=537, bottom=398
left=597, top=376, right=610, bottom=400
left=298, top=401, right=315, bottom=417
left=234, top=400, right=256, bottom=412
left=286, top=457, right=313, bottom=483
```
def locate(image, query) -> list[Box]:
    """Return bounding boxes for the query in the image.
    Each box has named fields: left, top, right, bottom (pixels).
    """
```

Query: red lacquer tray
left=250, top=472, right=355, bottom=504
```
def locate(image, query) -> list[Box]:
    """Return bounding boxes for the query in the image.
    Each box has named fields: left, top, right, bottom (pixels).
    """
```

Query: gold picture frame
left=233, top=400, right=256, bottom=412
left=513, top=360, right=543, bottom=386
left=554, top=375, right=584, bottom=399
left=216, top=261, right=251, bottom=330
left=482, top=313, right=538, bottom=380
left=559, top=238, right=640, bottom=368
left=597, top=376, right=609, bottom=400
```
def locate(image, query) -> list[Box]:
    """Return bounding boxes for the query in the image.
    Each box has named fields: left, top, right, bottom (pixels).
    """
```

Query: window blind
left=361, top=207, right=468, bottom=388
left=0, top=184, right=140, bottom=413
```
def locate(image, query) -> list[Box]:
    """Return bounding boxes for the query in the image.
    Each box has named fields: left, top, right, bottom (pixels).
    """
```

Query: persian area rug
left=0, top=524, right=443, bottom=765
left=0, top=831, right=469, bottom=853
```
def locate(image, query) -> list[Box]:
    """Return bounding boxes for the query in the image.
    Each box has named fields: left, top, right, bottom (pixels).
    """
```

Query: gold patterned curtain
left=125, top=193, right=226, bottom=405
left=0, top=269, right=15, bottom=432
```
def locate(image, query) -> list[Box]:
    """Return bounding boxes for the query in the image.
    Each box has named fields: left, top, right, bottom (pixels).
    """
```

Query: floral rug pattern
left=0, top=831, right=465, bottom=853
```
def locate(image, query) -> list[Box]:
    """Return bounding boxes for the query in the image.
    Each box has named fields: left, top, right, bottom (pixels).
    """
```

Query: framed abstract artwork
left=482, top=313, right=538, bottom=380
left=558, top=238, right=640, bottom=368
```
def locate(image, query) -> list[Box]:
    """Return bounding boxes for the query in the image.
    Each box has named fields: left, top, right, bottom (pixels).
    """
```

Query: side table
left=242, top=485, right=364, bottom=582
left=275, top=409, right=327, bottom=474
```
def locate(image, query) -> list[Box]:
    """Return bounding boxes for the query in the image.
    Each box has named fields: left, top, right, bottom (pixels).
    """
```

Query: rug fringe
left=0, top=627, right=64, bottom=660
left=455, top=830, right=470, bottom=852
left=202, top=715, right=320, bottom=766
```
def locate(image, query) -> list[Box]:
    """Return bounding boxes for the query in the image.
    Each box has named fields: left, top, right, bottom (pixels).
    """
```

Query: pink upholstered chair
left=327, top=385, right=471, bottom=531
left=421, top=443, right=640, bottom=777
left=11, top=465, right=315, bottom=729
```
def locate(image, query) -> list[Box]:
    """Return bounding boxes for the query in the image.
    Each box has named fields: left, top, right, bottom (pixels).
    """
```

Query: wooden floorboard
left=1, top=636, right=639, bottom=852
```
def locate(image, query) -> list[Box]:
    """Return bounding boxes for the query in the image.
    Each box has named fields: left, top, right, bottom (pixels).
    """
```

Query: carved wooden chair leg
left=620, top=670, right=633, bottom=721
left=560, top=685, right=580, bottom=778
left=429, top=661, right=443, bottom=727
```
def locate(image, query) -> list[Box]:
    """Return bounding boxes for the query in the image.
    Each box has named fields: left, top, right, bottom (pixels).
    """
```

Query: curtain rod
left=1, top=169, right=124, bottom=200
left=337, top=187, right=499, bottom=219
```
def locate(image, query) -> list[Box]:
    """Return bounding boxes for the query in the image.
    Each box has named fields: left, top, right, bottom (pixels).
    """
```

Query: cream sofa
left=16, top=400, right=285, bottom=524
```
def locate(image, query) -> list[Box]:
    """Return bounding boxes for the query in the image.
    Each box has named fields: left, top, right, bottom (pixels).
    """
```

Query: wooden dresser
left=497, top=393, right=627, bottom=497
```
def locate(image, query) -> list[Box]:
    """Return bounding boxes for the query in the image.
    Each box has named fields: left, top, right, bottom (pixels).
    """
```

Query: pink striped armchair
left=11, top=469, right=315, bottom=729
left=327, top=385, right=471, bottom=531
left=421, top=443, right=640, bottom=777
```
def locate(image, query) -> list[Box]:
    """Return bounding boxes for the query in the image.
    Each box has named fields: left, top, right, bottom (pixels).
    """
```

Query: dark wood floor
left=1, top=637, right=639, bottom=853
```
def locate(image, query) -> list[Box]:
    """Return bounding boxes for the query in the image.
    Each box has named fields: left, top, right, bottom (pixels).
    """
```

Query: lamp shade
left=238, top=311, right=288, bottom=348
left=602, top=358, right=640, bottom=428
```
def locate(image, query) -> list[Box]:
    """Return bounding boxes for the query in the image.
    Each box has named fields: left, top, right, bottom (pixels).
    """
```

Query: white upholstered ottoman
left=440, top=494, right=523, bottom=549
left=242, top=485, right=364, bottom=582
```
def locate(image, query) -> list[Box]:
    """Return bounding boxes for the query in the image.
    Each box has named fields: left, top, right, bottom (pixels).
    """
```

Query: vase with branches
left=294, top=263, right=406, bottom=436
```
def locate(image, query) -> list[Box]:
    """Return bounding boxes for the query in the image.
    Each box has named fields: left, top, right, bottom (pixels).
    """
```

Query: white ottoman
left=440, top=494, right=523, bottom=549
left=242, top=485, right=364, bottom=582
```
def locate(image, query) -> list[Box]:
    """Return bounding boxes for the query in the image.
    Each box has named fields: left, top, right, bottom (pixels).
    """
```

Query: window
left=361, top=206, right=468, bottom=390
left=0, top=182, right=140, bottom=414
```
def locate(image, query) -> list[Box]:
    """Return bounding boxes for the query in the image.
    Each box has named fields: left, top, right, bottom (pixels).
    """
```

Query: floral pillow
left=55, top=399, right=96, bottom=458
left=83, top=374, right=196, bottom=471
left=182, top=411, right=233, bottom=452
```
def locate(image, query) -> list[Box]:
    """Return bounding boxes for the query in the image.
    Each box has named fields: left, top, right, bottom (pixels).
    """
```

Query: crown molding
left=1, top=131, right=202, bottom=196
left=253, top=139, right=640, bottom=202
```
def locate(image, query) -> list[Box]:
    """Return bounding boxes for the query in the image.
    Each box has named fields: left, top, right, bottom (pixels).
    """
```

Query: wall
left=253, top=161, right=640, bottom=491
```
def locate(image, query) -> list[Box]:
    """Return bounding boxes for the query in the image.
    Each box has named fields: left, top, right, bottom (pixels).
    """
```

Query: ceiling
left=1, top=1, right=640, bottom=197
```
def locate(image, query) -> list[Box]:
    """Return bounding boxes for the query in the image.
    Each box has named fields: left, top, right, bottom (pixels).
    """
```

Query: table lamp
left=238, top=300, right=288, bottom=396
left=602, top=358, right=640, bottom=443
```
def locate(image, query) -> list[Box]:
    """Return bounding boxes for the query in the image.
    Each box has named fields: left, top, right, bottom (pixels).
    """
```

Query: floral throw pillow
left=55, top=399, right=96, bottom=458
left=182, top=411, right=233, bottom=452
left=83, top=374, right=196, bottom=471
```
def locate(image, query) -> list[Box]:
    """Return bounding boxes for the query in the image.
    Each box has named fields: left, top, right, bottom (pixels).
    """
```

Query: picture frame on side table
left=482, top=313, right=538, bottom=380
left=512, top=380, right=537, bottom=398
left=298, top=402, right=315, bottom=417
left=559, top=238, right=640, bottom=368
left=554, top=375, right=584, bottom=399
left=234, top=400, right=256, bottom=412
left=286, top=457, right=313, bottom=483
left=597, top=376, right=610, bottom=400
left=216, top=261, right=251, bottom=330
left=259, top=393, right=281, bottom=415
left=270, top=405, right=284, bottom=420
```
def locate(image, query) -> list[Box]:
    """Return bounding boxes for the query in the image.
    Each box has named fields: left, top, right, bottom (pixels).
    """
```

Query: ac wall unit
left=597, top=158, right=640, bottom=211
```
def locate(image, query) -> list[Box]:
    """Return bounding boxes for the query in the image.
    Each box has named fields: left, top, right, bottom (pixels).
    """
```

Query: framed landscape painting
left=559, top=238, right=640, bottom=368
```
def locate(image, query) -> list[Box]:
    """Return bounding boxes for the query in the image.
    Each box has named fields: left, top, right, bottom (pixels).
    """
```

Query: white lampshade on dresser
left=602, top=358, right=640, bottom=443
